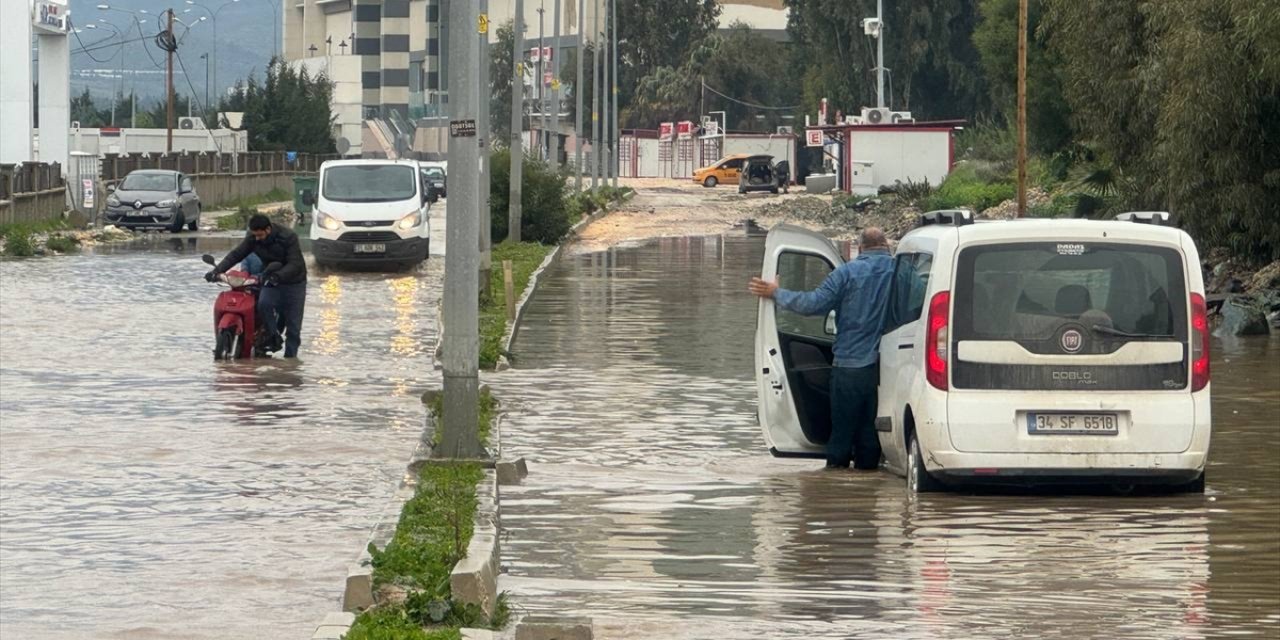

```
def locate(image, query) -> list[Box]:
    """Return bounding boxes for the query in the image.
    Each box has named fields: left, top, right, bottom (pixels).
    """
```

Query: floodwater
left=0, top=234, right=442, bottom=639
left=494, top=235, right=1280, bottom=639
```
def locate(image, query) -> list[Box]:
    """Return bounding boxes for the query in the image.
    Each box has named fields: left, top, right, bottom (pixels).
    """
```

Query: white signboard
left=82, top=179, right=95, bottom=208
left=806, top=129, right=824, bottom=147
left=33, top=0, right=69, bottom=35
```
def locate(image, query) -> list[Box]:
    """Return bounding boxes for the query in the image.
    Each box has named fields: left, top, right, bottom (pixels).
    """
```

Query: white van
left=757, top=210, right=1210, bottom=493
left=304, top=159, right=432, bottom=268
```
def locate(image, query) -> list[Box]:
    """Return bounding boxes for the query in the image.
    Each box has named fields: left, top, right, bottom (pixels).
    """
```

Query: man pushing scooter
left=206, top=214, right=308, bottom=358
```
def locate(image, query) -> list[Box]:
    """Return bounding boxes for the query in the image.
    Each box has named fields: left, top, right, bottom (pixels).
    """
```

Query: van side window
left=884, top=253, right=932, bottom=333
left=776, top=251, right=835, bottom=340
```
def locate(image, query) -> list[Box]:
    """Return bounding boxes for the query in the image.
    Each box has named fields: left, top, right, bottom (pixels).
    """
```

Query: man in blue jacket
left=749, top=228, right=894, bottom=470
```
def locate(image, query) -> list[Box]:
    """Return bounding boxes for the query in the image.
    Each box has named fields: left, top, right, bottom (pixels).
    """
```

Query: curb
left=450, top=468, right=501, bottom=618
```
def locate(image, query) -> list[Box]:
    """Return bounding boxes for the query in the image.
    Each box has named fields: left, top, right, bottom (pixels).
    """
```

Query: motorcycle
left=202, top=254, right=281, bottom=361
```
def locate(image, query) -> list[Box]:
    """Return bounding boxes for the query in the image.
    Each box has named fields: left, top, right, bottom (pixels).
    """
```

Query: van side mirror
left=301, top=190, right=315, bottom=207
left=824, top=310, right=838, bottom=336
left=201, top=254, right=217, bottom=266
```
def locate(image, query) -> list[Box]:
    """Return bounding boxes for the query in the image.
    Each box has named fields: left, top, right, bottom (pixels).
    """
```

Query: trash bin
left=292, top=175, right=318, bottom=216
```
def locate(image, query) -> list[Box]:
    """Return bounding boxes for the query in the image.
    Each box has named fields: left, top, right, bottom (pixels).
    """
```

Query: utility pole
left=876, top=0, right=885, bottom=109
left=610, top=0, right=617, bottom=186
left=536, top=2, right=546, bottom=160
left=166, top=8, right=175, bottom=153
left=590, top=0, right=600, bottom=188
left=601, top=0, right=610, bottom=185
left=439, top=0, right=484, bottom=459
left=574, top=0, right=584, bottom=190
left=549, top=0, right=561, bottom=167
left=479, top=0, right=492, bottom=283
left=1016, top=0, right=1028, bottom=217
left=509, top=0, right=524, bottom=243
left=201, top=52, right=209, bottom=121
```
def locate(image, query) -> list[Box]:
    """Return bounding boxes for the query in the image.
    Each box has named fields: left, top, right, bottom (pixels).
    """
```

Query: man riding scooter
left=205, top=214, right=308, bottom=358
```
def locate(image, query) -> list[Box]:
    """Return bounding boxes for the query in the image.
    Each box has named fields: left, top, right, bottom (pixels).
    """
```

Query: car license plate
left=1027, top=412, right=1119, bottom=435
left=354, top=243, right=386, bottom=253
left=127, top=210, right=151, bottom=217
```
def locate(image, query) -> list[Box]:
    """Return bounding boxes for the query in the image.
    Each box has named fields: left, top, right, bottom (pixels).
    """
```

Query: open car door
left=756, top=224, right=845, bottom=457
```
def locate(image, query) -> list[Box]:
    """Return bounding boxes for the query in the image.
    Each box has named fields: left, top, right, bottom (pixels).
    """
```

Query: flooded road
left=494, top=235, right=1280, bottom=639
left=0, top=233, right=442, bottom=638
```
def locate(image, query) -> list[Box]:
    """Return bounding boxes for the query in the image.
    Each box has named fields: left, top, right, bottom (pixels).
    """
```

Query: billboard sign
left=33, top=0, right=68, bottom=35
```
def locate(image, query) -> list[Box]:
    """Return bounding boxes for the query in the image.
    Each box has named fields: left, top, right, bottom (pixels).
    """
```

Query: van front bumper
left=312, top=236, right=429, bottom=264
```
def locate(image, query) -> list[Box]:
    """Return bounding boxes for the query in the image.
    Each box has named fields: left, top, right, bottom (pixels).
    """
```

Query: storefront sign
left=676, top=121, right=693, bottom=139
left=806, top=129, right=825, bottom=147
left=33, top=1, right=68, bottom=35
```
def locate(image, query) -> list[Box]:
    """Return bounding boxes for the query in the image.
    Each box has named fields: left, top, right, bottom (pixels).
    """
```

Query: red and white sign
left=659, top=122, right=674, bottom=140
left=529, top=47, right=552, bottom=62
left=806, top=129, right=825, bottom=147
left=543, top=71, right=553, bottom=86
left=676, top=121, right=693, bottom=140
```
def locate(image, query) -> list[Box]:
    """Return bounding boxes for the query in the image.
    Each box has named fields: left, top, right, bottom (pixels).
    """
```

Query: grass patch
left=210, top=187, right=291, bottom=213
left=1, top=219, right=70, bottom=257
left=44, top=234, right=82, bottom=253
left=923, top=163, right=1016, bottom=213
left=480, top=242, right=554, bottom=369
left=215, top=204, right=295, bottom=231
left=429, top=386, right=496, bottom=450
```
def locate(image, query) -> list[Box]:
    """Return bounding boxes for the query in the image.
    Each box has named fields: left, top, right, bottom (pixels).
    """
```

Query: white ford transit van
left=757, top=210, right=1210, bottom=493
left=305, top=159, right=431, bottom=269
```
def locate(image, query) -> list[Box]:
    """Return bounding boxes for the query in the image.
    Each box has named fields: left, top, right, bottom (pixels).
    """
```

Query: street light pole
left=609, top=0, right=616, bottom=186
left=439, top=0, right=484, bottom=459
left=590, top=0, right=599, bottom=188
left=200, top=52, right=210, bottom=120
left=549, top=0, right=560, bottom=167
left=87, top=22, right=125, bottom=126
left=574, top=0, right=583, bottom=190
left=509, top=0, right=524, bottom=243
left=536, top=2, right=545, bottom=160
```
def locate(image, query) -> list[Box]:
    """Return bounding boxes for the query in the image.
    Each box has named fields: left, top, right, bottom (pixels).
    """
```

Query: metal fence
left=0, top=162, right=66, bottom=224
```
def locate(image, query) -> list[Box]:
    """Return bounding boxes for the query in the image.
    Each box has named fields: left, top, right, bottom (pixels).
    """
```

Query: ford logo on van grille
left=1061, top=329, right=1084, bottom=353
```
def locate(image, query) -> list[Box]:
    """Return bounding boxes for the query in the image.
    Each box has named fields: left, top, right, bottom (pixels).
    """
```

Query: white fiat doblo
left=757, top=210, right=1210, bottom=493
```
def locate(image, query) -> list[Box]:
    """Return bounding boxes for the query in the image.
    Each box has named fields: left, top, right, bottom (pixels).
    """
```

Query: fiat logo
left=1061, top=329, right=1084, bottom=353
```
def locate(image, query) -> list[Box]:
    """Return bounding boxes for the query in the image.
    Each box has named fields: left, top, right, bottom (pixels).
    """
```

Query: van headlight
left=397, top=211, right=422, bottom=230
left=316, top=211, right=342, bottom=231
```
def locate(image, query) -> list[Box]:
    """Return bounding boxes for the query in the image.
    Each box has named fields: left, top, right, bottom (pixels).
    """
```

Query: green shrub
left=955, top=122, right=1016, bottom=167
left=44, top=234, right=82, bottom=253
left=3, top=231, right=35, bottom=257
left=489, top=148, right=573, bottom=244
left=478, top=242, right=553, bottom=369
left=925, top=164, right=1016, bottom=213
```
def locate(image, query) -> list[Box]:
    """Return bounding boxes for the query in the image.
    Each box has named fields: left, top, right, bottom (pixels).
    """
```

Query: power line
left=702, top=82, right=800, bottom=111
left=70, top=27, right=123, bottom=63
left=175, top=49, right=224, bottom=153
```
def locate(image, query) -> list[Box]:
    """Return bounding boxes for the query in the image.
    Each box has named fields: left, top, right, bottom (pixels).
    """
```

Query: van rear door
left=756, top=225, right=845, bottom=456
left=946, top=240, right=1195, bottom=454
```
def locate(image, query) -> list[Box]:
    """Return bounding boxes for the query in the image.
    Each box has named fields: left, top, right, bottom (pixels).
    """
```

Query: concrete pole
left=574, top=0, right=584, bottom=190
left=166, top=9, right=175, bottom=154
left=590, top=0, right=600, bottom=188
left=601, top=0, right=610, bottom=185
left=0, top=0, right=32, bottom=164
left=549, top=0, right=561, bottom=167
left=1016, top=0, right=1027, bottom=217
left=609, top=0, right=617, bottom=186
left=508, top=0, right=524, bottom=243
left=536, top=3, right=546, bottom=160
left=479, top=0, right=492, bottom=276
left=439, top=0, right=484, bottom=459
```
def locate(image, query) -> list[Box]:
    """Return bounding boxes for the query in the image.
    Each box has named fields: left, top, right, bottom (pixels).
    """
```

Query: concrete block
left=515, top=615, right=594, bottom=640
left=450, top=528, right=499, bottom=618
left=311, top=612, right=356, bottom=640
left=496, top=457, right=529, bottom=485
left=462, top=629, right=497, bottom=640
left=344, top=564, right=375, bottom=612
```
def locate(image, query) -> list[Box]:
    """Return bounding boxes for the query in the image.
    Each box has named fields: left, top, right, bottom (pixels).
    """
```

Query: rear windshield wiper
left=1091, top=325, right=1175, bottom=339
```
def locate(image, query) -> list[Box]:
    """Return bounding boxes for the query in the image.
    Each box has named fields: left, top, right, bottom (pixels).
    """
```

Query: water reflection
left=496, top=234, right=1279, bottom=639
left=0, top=245, right=444, bottom=639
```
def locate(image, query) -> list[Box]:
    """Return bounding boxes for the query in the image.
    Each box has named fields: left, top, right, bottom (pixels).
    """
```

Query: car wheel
left=703, top=176, right=718, bottom=188
left=908, top=432, right=944, bottom=494
left=170, top=212, right=185, bottom=233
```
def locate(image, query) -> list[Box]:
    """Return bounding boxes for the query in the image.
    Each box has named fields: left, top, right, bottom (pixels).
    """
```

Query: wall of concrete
left=0, top=0, right=33, bottom=165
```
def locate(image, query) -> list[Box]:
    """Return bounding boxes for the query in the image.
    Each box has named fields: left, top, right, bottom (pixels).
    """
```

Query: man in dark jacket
left=206, top=214, right=308, bottom=358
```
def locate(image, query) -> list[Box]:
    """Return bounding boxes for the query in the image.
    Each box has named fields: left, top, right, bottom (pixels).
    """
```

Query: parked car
left=419, top=162, right=446, bottom=199
left=738, top=155, right=790, bottom=195
left=693, top=154, right=749, bottom=188
left=302, top=159, right=431, bottom=269
left=757, top=210, right=1210, bottom=493
left=104, top=169, right=201, bottom=232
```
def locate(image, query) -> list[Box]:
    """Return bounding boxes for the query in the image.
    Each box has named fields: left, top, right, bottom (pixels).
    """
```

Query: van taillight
left=926, top=291, right=950, bottom=391
left=1190, top=292, right=1210, bottom=391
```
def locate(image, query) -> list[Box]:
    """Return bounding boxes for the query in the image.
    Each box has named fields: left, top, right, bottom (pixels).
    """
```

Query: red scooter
left=202, top=254, right=280, bottom=360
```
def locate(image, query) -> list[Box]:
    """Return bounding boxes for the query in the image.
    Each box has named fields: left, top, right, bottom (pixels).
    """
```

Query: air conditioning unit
left=776, top=126, right=794, bottom=135
left=861, top=107, right=892, bottom=125
left=178, top=117, right=205, bottom=130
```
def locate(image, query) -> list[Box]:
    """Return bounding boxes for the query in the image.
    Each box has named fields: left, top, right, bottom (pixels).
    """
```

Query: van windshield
left=952, top=241, right=1189, bottom=390
left=323, top=165, right=417, bottom=203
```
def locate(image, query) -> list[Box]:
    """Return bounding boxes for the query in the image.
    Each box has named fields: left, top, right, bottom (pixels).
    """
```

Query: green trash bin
left=292, top=175, right=318, bottom=218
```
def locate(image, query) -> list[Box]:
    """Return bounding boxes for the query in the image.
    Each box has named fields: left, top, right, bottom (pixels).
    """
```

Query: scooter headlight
left=397, top=211, right=423, bottom=230
left=316, top=211, right=342, bottom=231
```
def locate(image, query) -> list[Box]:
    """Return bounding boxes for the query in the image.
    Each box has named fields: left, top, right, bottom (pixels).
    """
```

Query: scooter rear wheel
left=214, top=328, right=242, bottom=360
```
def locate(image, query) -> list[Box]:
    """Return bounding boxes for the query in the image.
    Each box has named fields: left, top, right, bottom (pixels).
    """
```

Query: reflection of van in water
left=305, top=159, right=432, bottom=269
left=757, top=210, right=1210, bottom=493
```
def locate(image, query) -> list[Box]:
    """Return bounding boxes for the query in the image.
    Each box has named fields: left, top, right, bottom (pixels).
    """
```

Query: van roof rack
left=918, top=209, right=974, bottom=227
left=1115, top=211, right=1171, bottom=225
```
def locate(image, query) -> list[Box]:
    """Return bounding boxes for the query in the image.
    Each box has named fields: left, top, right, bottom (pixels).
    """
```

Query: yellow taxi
left=693, top=154, right=749, bottom=188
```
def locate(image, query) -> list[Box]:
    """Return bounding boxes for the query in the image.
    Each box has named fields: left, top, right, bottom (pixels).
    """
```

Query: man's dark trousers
left=258, top=281, right=306, bottom=358
left=828, top=364, right=882, bottom=469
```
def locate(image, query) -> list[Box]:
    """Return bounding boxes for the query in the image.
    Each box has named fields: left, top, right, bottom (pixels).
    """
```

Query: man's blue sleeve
left=774, top=267, right=847, bottom=316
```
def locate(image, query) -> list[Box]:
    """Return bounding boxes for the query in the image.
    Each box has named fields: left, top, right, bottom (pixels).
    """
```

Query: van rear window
left=952, top=242, right=1188, bottom=390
